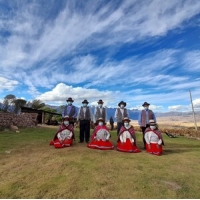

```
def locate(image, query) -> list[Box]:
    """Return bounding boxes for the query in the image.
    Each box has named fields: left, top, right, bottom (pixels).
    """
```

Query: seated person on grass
left=87, top=118, right=114, bottom=150
left=49, top=116, right=75, bottom=148
left=117, top=117, right=141, bottom=153
left=144, top=119, right=164, bottom=156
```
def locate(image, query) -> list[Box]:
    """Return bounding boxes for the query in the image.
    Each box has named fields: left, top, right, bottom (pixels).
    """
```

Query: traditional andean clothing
left=144, top=127, right=164, bottom=156
left=117, top=125, right=141, bottom=153
left=49, top=124, right=74, bottom=148
left=87, top=125, right=114, bottom=150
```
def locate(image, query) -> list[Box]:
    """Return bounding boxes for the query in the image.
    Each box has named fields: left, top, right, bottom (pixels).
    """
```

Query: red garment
left=146, top=143, right=163, bottom=156
left=88, top=125, right=114, bottom=150
left=49, top=124, right=74, bottom=148
left=87, top=139, right=114, bottom=150
left=117, top=138, right=141, bottom=153
left=91, top=125, right=109, bottom=140
left=117, top=126, right=141, bottom=153
left=145, top=127, right=164, bottom=145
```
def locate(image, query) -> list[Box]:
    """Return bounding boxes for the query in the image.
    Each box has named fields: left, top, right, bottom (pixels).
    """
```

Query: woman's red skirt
left=117, top=138, right=141, bottom=153
left=87, top=139, right=114, bottom=150
left=50, top=138, right=73, bottom=148
left=146, top=143, right=163, bottom=156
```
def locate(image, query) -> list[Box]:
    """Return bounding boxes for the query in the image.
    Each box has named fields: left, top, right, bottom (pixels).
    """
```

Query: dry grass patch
left=0, top=127, right=200, bottom=198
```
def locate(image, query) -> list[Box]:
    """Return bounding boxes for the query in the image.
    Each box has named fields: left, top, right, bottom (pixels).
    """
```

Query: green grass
left=0, top=126, right=200, bottom=198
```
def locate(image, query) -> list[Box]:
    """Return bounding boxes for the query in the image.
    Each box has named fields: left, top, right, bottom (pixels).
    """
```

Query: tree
left=13, top=99, right=27, bottom=114
left=3, top=94, right=16, bottom=112
left=31, top=99, right=45, bottom=109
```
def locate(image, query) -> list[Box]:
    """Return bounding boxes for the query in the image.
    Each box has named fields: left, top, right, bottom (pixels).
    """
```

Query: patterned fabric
left=79, top=107, right=91, bottom=120
left=117, top=125, right=141, bottom=153
left=49, top=124, right=74, bottom=148
left=88, top=125, right=114, bottom=150
left=116, top=108, right=128, bottom=122
left=95, top=107, right=106, bottom=122
left=145, top=127, right=164, bottom=145
left=141, top=110, right=154, bottom=127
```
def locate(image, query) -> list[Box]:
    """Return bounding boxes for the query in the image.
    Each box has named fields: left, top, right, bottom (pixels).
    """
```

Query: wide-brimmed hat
left=82, top=99, right=89, bottom=104
left=63, top=115, right=69, bottom=120
left=97, top=118, right=105, bottom=123
left=66, top=97, right=74, bottom=102
left=122, top=117, right=131, bottom=122
left=142, top=102, right=150, bottom=106
left=118, top=101, right=126, bottom=107
left=149, top=119, right=156, bottom=125
left=97, top=99, right=104, bottom=104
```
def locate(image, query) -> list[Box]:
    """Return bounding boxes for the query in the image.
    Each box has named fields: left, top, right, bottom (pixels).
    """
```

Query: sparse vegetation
left=0, top=126, right=200, bottom=198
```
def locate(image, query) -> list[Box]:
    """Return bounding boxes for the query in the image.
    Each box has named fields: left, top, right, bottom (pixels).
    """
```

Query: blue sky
left=0, top=0, right=200, bottom=112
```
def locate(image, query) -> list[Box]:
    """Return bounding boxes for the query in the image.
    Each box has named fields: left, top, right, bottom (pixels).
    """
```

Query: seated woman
left=144, top=119, right=164, bottom=156
left=117, top=117, right=141, bottom=153
left=49, top=116, right=75, bottom=148
left=87, top=118, right=114, bottom=150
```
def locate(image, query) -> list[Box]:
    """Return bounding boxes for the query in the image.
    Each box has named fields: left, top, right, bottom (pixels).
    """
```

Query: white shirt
left=57, top=129, right=72, bottom=141
left=119, top=130, right=134, bottom=143
left=144, top=131, right=162, bottom=145
left=95, top=128, right=110, bottom=141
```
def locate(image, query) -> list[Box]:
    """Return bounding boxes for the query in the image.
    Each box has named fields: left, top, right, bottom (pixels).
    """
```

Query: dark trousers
left=110, top=123, right=114, bottom=130
left=79, top=120, right=90, bottom=142
left=69, top=122, right=74, bottom=127
left=141, top=124, right=150, bottom=147
left=117, top=122, right=123, bottom=135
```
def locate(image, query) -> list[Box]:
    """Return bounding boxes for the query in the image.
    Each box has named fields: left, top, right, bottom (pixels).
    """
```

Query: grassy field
left=0, top=126, right=200, bottom=199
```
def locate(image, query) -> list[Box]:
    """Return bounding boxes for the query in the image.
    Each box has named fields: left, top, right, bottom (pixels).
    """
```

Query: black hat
left=118, top=101, right=126, bottom=107
left=82, top=99, right=89, bottom=104
left=66, top=97, right=74, bottom=102
left=142, top=102, right=150, bottom=106
left=97, top=99, right=104, bottom=104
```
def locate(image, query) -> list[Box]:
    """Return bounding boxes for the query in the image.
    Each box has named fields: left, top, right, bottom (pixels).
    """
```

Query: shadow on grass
left=163, top=143, right=200, bottom=155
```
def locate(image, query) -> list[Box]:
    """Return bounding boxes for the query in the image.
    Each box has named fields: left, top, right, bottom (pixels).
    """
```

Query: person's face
left=120, top=104, right=124, bottom=108
left=63, top=119, right=69, bottom=126
left=67, top=101, right=72, bottom=105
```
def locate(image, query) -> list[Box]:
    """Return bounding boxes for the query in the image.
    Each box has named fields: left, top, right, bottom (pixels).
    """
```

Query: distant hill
left=1, top=102, right=199, bottom=122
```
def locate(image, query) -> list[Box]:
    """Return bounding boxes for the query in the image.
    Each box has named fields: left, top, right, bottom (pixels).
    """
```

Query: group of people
left=49, top=97, right=164, bottom=156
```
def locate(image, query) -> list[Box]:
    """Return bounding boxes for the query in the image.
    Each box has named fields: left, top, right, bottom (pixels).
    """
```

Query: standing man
left=62, top=97, right=78, bottom=127
left=94, top=99, right=107, bottom=125
left=138, top=102, right=156, bottom=149
left=77, top=99, right=93, bottom=143
left=109, top=116, right=114, bottom=130
left=114, top=101, right=129, bottom=135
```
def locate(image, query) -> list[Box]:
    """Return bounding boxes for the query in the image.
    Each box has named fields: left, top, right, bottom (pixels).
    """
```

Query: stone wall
left=0, top=112, right=38, bottom=127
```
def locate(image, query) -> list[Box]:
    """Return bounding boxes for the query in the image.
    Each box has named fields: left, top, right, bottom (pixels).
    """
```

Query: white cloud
left=168, top=105, right=190, bottom=111
left=193, top=98, right=200, bottom=108
left=1, top=0, right=200, bottom=71
left=1, top=1, right=200, bottom=111
left=130, top=105, right=164, bottom=112
left=36, top=83, right=115, bottom=106
left=183, top=50, right=200, bottom=72
left=0, top=77, right=18, bottom=91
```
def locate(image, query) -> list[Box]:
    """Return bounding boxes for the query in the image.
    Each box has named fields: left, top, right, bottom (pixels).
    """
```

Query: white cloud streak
left=1, top=0, right=200, bottom=111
